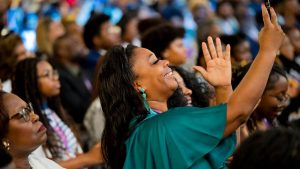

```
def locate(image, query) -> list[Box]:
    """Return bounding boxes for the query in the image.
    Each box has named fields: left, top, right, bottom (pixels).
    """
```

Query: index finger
left=262, top=4, right=272, bottom=28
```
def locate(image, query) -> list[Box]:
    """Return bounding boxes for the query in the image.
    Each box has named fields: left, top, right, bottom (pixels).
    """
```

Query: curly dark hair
left=12, top=58, right=78, bottom=160
left=170, top=66, right=212, bottom=107
left=141, top=23, right=185, bottom=60
left=97, top=44, right=148, bottom=169
left=229, top=127, right=300, bottom=169
left=83, top=13, right=110, bottom=49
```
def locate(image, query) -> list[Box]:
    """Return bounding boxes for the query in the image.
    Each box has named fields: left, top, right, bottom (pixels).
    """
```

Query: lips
left=38, top=124, right=47, bottom=133
left=164, top=69, right=173, bottom=77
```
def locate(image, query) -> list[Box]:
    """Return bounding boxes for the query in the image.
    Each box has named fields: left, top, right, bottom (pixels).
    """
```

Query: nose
left=183, top=86, right=192, bottom=96
left=162, top=60, right=169, bottom=67
left=30, top=112, right=39, bottom=123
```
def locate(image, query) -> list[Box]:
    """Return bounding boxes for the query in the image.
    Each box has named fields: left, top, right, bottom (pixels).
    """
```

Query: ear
left=133, top=81, right=146, bottom=92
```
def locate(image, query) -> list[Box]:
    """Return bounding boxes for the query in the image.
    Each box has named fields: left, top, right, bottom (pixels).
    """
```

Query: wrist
left=258, top=49, right=278, bottom=58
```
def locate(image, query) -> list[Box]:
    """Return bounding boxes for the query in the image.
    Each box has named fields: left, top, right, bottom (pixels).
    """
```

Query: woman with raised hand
left=97, top=5, right=284, bottom=169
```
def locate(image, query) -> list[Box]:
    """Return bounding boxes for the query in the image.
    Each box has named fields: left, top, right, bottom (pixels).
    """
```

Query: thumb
left=193, top=66, right=208, bottom=79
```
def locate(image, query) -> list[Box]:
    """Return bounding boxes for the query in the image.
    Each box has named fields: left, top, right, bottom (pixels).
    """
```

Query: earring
left=2, top=140, right=10, bottom=151
left=139, top=88, right=150, bottom=112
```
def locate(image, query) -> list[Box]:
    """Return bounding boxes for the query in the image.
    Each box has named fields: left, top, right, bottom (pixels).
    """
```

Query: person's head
left=141, top=23, right=187, bottom=66
left=117, top=10, right=139, bottom=43
left=0, top=30, right=33, bottom=81
left=61, top=15, right=82, bottom=36
left=172, top=71, right=192, bottom=106
left=53, top=34, right=88, bottom=62
left=36, top=17, right=65, bottom=56
left=12, top=58, right=75, bottom=159
left=98, top=45, right=178, bottom=168
left=286, top=27, right=300, bottom=55
left=137, top=17, right=165, bottom=36
left=216, top=0, right=234, bottom=19
left=171, top=66, right=212, bottom=107
left=220, top=33, right=252, bottom=65
left=83, top=13, right=121, bottom=50
left=0, top=91, right=46, bottom=158
left=233, top=63, right=289, bottom=120
left=279, top=31, right=295, bottom=60
left=229, top=127, right=300, bottom=169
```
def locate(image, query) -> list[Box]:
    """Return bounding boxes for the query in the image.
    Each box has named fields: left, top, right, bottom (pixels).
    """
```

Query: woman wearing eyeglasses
left=12, top=58, right=103, bottom=169
left=0, top=91, right=64, bottom=169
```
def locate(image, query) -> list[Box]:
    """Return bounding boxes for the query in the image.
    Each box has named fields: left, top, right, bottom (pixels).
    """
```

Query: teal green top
left=124, top=104, right=236, bottom=169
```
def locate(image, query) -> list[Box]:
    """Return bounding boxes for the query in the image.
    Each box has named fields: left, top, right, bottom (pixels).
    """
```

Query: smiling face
left=2, top=93, right=47, bottom=155
left=256, top=75, right=289, bottom=120
left=173, top=71, right=192, bottom=106
left=132, top=48, right=178, bottom=102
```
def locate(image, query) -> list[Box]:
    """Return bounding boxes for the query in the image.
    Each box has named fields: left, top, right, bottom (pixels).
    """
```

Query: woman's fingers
left=225, top=44, right=231, bottom=61
left=202, top=42, right=212, bottom=62
left=216, top=37, right=223, bottom=59
left=262, top=4, right=272, bottom=28
left=208, top=36, right=218, bottom=59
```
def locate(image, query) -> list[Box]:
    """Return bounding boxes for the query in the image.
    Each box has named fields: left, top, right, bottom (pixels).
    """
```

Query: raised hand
left=193, top=36, right=231, bottom=87
left=258, top=5, right=285, bottom=55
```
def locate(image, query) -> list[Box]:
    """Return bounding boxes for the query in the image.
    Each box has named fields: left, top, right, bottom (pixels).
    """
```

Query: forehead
left=2, top=93, right=26, bottom=117
left=267, top=75, right=288, bottom=93
left=37, top=61, right=52, bottom=72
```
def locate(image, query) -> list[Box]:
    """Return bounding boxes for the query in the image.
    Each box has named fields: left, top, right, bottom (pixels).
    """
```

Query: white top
left=28, top=153, right=65, bottom=169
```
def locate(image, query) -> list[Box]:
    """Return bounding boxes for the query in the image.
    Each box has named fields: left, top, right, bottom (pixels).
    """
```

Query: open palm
left=194, top=37, right=231, bottom=87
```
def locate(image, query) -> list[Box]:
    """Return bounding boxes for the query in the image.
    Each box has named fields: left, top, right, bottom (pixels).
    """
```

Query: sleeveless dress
left=123, top=104, right=236, bottom=169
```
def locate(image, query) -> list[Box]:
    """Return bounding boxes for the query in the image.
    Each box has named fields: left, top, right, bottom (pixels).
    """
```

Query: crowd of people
left=0, top=0, right=300, bottom=169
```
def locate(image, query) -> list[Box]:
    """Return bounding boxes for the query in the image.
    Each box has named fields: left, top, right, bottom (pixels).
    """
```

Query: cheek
left=38, top=81, right=60, bottom=97
left=8, top=123, right=37, bottom=150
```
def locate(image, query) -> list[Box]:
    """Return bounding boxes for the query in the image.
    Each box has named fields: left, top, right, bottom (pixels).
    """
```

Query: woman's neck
left=13, top=156, right=31, bottom=169
left=148, top=100, right=168, bottom=113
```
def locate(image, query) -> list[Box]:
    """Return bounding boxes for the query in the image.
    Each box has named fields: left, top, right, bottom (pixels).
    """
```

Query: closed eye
left=152, top=59, right=160, bottom=65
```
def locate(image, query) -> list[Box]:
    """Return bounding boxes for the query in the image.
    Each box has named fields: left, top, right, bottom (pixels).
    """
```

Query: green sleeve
left=124, top=104, right=236, bottom=169
left=154, top=104, right=236, bottom=168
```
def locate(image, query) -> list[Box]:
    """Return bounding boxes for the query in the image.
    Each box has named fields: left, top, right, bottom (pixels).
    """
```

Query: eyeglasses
left=9, top=103, right=33, bottom=122
left=38, top=70, right=59, bottom=79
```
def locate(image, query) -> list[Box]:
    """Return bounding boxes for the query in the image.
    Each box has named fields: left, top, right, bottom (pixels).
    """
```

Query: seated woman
left=0, top=91, right=63, bottom=169
left=12, top=58, right=102, bottom=169
left=232, top=63, right=289, bottom=138
left=97, top=5, right=285, bottom=169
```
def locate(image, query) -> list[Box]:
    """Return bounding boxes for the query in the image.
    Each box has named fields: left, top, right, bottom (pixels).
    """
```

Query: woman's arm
left=57, top=143, right=103, bottom=169
left=224, top=6, right=285, bottom=137
left=194, top=5, right=285, bottom=137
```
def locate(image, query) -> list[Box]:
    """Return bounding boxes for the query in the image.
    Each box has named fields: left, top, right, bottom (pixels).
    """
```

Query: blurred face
left=124, top=18, right=138, bottom=42
left=233, top=41, right=252, bottom=64
left=163, top=38, right=187, bottom=66
left=48, top=21, right=65, bottom=43
left=280, top=36, right=295, bottom=60
left=283, top=0, right=299, bottom=14
left=3, top=93, right=47, bottom=155
left=288, top=28, right=300, bottom=55
left=173, top=71, right=192, bottom=106
left=132, top=48, right=178, bottom=101
left=218, top=2, right=234, bottom=18
left=99, top=22, right=121, bottom=50
left=37, top=61, right=61, bottom=98
left=14, top=43, right=34, bottom=62
left=256, top=75, right=289, bottom=120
